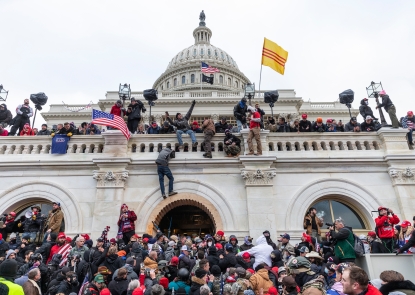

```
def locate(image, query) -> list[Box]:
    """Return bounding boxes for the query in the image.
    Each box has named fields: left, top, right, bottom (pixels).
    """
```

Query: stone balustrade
left=0, top=129, right=411, bottom=156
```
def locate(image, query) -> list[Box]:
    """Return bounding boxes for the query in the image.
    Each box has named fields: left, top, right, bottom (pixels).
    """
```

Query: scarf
left=239, top=100, right=246, bottom=108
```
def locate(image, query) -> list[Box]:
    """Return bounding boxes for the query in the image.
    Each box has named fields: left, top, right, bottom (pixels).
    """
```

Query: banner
left=51, top=134, right=70, bottom=154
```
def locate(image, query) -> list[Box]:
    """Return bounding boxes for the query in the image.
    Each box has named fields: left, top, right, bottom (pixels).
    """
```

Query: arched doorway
left=158, top=205, right=215, bottom=237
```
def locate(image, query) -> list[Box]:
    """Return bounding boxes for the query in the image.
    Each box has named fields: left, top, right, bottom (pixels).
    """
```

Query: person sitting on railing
left=344, top=117, right=361, bottom=132
left=215, top=117, right=231, bottom=133
left=0, top=125, right=9, bottom=136
left=336, top=120, right=345, bottom=132
left=326, top=119, right=337, bottom=132
left=360, top=116, right=376, bottom=132
left=223, top=129, right=241, bottom=157
left=0, top=103, right=12, bottom=128
left=19, top=123, right=35, bottom=136
left=290, top=119, right=300, bottom=133
left=299, top=114, right=312, bottom=132
left=86, top=123, right=101, bottom=135
left=312, top=117, right=326, bottom=133
left=147, top=121, right=161, bottom=134
left=276, top=117, right=290, bottom=133
left=233, top=97, right=248, bottom=132
left=37, top=124, right=51, bottom=136
left=265, top=117, right=277, bottom=132
left=401, top=111, right=415, bottom=145
left=165, top=100, right=198, bottom=150
left=159, top=121, right=175, bottom=134
left=191, top=121, right=203, bottom=133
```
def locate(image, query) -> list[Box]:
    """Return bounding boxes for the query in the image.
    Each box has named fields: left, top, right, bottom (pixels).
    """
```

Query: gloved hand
left=18, top=222, right=22, bottom=228
left=192, top=100, right=196, bottom=105
left=51, top=133, right=55, bottom=138
left=32, top=215, right=36, bottom=220
left=67, top=132, right=73, bottom=137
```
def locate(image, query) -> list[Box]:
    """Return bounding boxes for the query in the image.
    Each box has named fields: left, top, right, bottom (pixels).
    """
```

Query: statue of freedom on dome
left=199, top=10, right=206, bottom=26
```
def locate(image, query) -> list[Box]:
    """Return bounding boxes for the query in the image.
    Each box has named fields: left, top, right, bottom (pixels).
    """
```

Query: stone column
left=380, top=128, right=415, bottom=221
left=90, top=130, right=131, bottom=238
left=240, top=156, right=277, bottom=239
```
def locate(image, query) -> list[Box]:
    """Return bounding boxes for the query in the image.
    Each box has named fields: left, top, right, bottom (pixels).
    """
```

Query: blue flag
left=51, top=134, right=70, bottom=154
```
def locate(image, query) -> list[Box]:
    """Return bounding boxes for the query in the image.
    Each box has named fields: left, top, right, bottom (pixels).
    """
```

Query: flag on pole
left=201, top=74, right=214, bottom=84
left=201, top=62, right=220, bottom=73
left=261, top=38, right=288, bottom=75
left=91, top=109, right=130, bottom=140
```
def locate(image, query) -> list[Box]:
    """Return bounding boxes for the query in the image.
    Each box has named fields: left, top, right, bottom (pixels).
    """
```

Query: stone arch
left=286, top=178, right=380, bottom=230
left=0, top=181, right=83, bottom=234
left=136, top=179, right=236, bottom=233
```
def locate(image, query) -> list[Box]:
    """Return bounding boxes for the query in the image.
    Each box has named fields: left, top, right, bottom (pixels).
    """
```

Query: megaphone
left=25, top=211, right=33, bottom=219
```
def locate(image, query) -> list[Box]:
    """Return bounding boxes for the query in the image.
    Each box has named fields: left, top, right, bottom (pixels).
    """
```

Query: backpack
left=45, top=284, right=60, bottom=295
left=344, top=228, right=365, bottom=257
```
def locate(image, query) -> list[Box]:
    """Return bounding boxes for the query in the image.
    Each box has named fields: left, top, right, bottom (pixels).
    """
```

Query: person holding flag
left=91, top=109, right=130, bottom=139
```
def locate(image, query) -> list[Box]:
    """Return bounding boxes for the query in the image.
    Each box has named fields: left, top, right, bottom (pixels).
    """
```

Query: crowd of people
left=1, top=90, right=414, bottom=149
left=1, top=203, right=415, bottom=295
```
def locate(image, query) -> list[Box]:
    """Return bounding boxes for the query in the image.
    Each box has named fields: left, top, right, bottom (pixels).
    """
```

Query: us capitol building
left=1, top=12, right=414, bottom=263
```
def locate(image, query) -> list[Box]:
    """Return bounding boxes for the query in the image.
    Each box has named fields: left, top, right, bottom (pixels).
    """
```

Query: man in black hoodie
left=218, top=244, right=237, bottom=272
left=376, top=90, right=399, bottom=128
left=9, top=99, right=33, bottom=135
left=207, top=246, right=219, bottom=270
left=126, top=97, right=146, bottom=133
left=299, top=114, right=312, bottom=132
left=0, top=103, right=12, bottom=127
left=359, top=98, right=378, bottom=121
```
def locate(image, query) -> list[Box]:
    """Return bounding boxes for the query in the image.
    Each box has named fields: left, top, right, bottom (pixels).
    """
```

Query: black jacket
left=299, top=120, right=312, bottom=132
left=218, top=252, right=237, bottom=272
left=35, top=241, right=56, bottom=264
left=360, top=121, right=376, bottom=132
left=159, top=125, right=175, bottom=134
left=98, top=253, right=125, bottom=282
left=189, top=276, right=206, bottom=295
left=37, top=129, right=51, bottom=135
left=379, top=280, right=415, bottom=295
left=224, top=134, right=241, bottom=147
left=276, top=123, right=290, bottom=133
left=166, top=102, right=195, bottom=132
left=377, top=95, right=394, bottom=112
left=56, top=280, right=77, bottom=295
left=233, top=101, right=247, bottom=122
left=127, top=101, right=145, bottom=121
left=0, top=239, right=9, bottom=257
left=23, top=213, right=43, bottom=232
left=344, top=120, right=361, bottom=132
left=359, top=99, right=376, bottom=120
left=56, top=127, right=75, bottom=135
left=215, top=122, right=230, bottom=133
left=312, top=122, right=327, bottom=132
left=108, top=277, right=129, bottom=295
left=398, top=232, right=415, bottom=253
left=207, top=250, right=220, bottom=271
left=0, top=104, right=12, bottom=124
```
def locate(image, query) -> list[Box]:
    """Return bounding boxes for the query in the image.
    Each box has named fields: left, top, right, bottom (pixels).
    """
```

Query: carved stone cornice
left=241, top=169, right=276, bottom=186
left=389, top=167, right=415, bottom=185
left=93, top=170, right=129, bottom=188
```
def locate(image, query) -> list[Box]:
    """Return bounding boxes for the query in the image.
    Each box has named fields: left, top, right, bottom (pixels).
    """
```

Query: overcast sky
left=2, top=0, right=415, bottom=127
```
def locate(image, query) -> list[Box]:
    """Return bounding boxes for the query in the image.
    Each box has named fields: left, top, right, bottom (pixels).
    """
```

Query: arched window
left=215, top=50, right=218, bottom=57
left=208, top=49, right=211, bottom=56
left=219, top=75, right=223, bottom=84
left=307, top=199, right=366, bottom=229
left=174, top=78, right=177, bottom=86
left=221, top=52, right=225, bottom=60
left=180, top=52, right=184, bottom=60
left=193, top=49, right=197, bottom=57
left=228, top=78, right=231, bottom=86
left=182, top=75, right=186, bottom=84
left=167, top=81, right=170, bottom=89
left=191, top=74, right=195, bottom=83
left=201, top=48, right=204, bottom=56
left=161, top=85, right=164, bottom=90
left=235, top=81, right=238, bottom=88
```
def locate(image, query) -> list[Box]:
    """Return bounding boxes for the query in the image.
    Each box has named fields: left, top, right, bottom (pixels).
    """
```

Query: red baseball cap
left=401, top=220, right=411, bottom=228
left=58, top=232, right=66, bottom=239
left=170, top=256, right=179, bottom=265
left=367, top=231, right=376, bottom=238
left=81, top=234, right=90, bottom=241
left=216, top=231, right=224, bottom=236
left=302, top=114, right=307, bottom=119
left=242, top=252, right=250, bottom=259
left=215, top=243, right=223, bottom=250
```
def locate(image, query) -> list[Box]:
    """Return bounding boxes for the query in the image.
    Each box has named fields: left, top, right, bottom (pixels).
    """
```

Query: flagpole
left=258, top=64, right=263, bottom=100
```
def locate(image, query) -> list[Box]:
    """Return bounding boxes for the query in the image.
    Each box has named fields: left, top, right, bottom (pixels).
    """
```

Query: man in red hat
left=299, top=113, right=311, bottom=132
left=47, top=232, right=67, bottom=263
left=0, top=211, right=16, bottom=238
left=117, top=204, right=137, bottom=245
left=375, top=206, right=400, bottom=253
left=402, top=110, right=415, bottom=145
left=214, top=231, right=225, bottom=247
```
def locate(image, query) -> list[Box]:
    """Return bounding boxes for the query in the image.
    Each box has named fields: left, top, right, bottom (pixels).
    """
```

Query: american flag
left=91, top=109, right=130, bottom=140
left=201, top=62, right=220, bottom=73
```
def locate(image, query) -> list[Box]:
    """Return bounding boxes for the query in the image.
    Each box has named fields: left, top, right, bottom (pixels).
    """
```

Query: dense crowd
left=1, top=91, right=414, bottom=150
left=1, top=204, right=415, bottom=295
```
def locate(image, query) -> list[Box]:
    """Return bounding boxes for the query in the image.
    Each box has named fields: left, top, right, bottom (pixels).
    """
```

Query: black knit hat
left=0, top=259, right=18, bottom=280
left=211, top=265, right=221, bottom=277
left=50, top=232, right=58, bottom=242
left=195, top=268, right=208, bottom=279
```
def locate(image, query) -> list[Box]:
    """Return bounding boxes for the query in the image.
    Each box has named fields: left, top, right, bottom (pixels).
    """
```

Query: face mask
left=325, top=268, right=329, bottom=274
left=208, top=242, right=212, bottom=247
left=365, top=101, right=369, bottom=105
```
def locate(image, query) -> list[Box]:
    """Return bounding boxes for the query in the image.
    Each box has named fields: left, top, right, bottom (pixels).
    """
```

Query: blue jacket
left=168, top=280, right=191, bottom=294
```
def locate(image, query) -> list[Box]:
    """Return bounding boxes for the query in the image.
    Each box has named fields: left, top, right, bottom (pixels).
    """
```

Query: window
left=187, top=50, right=190, bottom=57
left=208, top=49, right=211, bottom=56
left=308, top=199, right=366, bottom=229
left=174, top=78, right=177, bottom=87
left=180, top=52, right=184, bottom=60
left=215, top=50, right=218, bottom=57
left=161, top=85, right=164, bottom=90
left=167, top=81, right=170, bottom=89
left=228, top=78, right=231, bottom=86
left=219, top=75, right=223, bottom=84
left=193, top=49, right=197, bottom=57
left=182, top=76, right=186, bottom=85
left=235, top=81, right=238, bottom=88
left=201, top=48, right=204, bottom=56
left=191, top=74, right=195, bottom=83
left=221, top=52, right=224, bottom=60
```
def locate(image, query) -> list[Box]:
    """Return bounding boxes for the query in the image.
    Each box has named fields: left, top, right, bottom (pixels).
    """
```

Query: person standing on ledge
left=246, top=105, right=262, bottom=156
left=156, top=147, right=178, bottom=199
left=376, top=90, right=400, bottom=128
left=202, top=117, right=215, bottom=159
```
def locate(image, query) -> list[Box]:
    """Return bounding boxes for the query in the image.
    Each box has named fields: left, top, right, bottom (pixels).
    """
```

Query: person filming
left=375, top=206, right=400, bottom=253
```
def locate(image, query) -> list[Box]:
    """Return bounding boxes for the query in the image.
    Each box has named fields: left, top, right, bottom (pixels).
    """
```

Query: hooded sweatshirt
left=0, top=104, right=12, bottom=124
left=239, top=235, right=273, bottom=268
left=19, top=125, right=35, bottom=136
left=359, top=99, right=375, bottom=120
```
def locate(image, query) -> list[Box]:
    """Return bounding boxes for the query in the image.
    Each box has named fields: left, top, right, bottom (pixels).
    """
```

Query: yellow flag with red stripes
left=261, top=38, right=288, bottom=75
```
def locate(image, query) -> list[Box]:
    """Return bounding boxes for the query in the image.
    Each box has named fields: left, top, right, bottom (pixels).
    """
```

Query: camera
left=326, top=223, right=334, bottom=229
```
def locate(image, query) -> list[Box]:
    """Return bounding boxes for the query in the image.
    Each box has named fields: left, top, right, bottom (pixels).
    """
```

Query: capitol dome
left=153, top=11, right=250, bottom=92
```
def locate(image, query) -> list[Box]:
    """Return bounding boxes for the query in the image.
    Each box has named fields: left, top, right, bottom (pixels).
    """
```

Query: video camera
left=326, top=222, right=334, bottom=229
